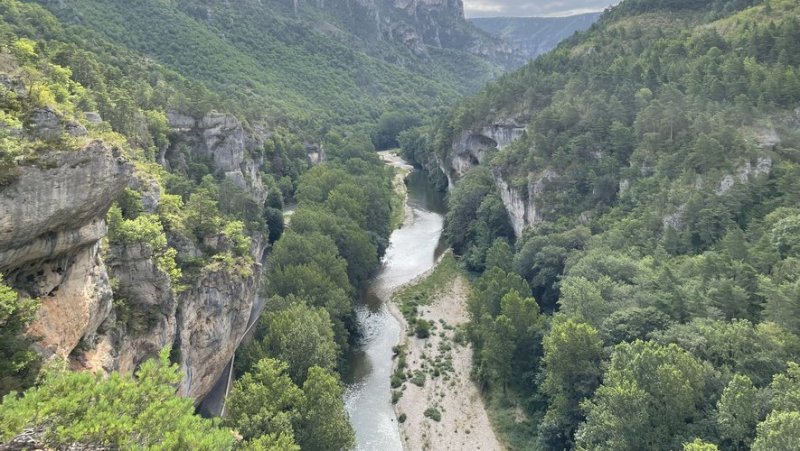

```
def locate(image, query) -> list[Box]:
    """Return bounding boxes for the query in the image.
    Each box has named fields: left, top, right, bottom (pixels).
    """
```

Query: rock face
left=88, top=240, right=264, bottom=403
left=176, top=264, right=261, bottom=400
left=441, top=123, right=571, bottom=238
left=385, top=0, right=524, bottom=70
left=470, top=13, right=601, bottom=60
left=0, top=141, right=132, bottom=272
left=243, top=0, right=526, bottom=71
left=492, top=169, right=555, bottom=237
left=97, top=242, right=178, bottom=375
left=449, top=124, right=526, bottom=181
left=0, top=119, right=268, bottom=404
left=166, top=110, right=268, bottom=201
left=0, top=141, right=132, bottom=359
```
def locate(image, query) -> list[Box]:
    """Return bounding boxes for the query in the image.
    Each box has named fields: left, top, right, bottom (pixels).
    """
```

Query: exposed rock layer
left=2, top=110, right=273, bottom=404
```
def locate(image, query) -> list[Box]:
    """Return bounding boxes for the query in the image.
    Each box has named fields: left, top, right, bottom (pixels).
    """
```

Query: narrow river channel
left=342, top=157, right=447, bottom=451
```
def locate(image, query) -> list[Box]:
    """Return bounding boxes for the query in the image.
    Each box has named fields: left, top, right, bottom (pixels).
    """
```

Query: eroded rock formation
left=1, top=108, right=284, bottom=405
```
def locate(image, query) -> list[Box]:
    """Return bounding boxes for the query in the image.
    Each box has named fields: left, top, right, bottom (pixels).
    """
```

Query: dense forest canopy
left=402, top=0, right=800, bottom=449
left=20, top=0, right=503, bottom=134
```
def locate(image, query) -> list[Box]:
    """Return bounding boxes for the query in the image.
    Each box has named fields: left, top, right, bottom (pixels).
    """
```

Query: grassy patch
left=394, top=252, right=459, bottom=323
left=483, top=387, right=542, bottom=451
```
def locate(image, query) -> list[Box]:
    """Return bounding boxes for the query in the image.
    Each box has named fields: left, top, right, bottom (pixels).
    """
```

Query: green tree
left=717, top=375, right=762, bottom=449
left=0, top=349, right=233, bottom=449
left=539, top=318, right=603, bottom=449
left=752, top=411, right=800, bottom=451
left=0, top=276, right=40, bottom=396
left=484, top=239, right=514, bottom=273
left=185, top=189, right=222, bottom=239
left=479, top=315, right=516, bottom=389
left=240, top=302, right=338, bottom=384
left=374, top=111, right=421, bottom=150
left=224, top=359, right=303, bottom=442
left=241, top=433, right=300, bottom=451
left=296, top=366, right=355, bottom=451
left=264, top=207, right=285, bottom=244
left=468, top=267, right=531, bottom=322
left=224, top=221, right=252, bottom=258
left=578, top=341, right=707, bottom=451
left=683, top=439, right=720, bottom=450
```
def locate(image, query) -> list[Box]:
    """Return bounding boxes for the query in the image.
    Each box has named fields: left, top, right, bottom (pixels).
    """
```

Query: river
left=342, top=157, right=447, bottom=451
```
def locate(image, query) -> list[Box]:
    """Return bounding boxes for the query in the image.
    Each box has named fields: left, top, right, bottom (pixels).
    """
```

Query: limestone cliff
left=383, top=0, right=524, bottom=70
left=440, top=120, right=780, bottom=238
left=0, top=107, right=285, bottom=405
left=175, top=0, right=525, bottom=73
left=470, top=13, right=601, bottom=60
left=0, top=141, right=132, bottom=359
left=165, top=110, right=324, bottom=205
left=439, top=122, right=556, bottom=237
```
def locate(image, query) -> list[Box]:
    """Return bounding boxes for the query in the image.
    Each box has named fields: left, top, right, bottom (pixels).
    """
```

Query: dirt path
left=391, top=266, right=502, bottom=451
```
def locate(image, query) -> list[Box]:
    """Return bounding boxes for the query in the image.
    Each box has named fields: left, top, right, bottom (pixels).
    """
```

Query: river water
left=342, top=162, right=447, bottom=451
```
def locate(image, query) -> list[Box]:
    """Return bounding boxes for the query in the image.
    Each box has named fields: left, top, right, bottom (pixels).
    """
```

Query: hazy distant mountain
left=470, top=13, right=600, bottom=59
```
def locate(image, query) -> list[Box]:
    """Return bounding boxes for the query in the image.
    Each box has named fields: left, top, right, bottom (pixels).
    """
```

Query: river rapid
left=342, top=158, right=447, bottom=451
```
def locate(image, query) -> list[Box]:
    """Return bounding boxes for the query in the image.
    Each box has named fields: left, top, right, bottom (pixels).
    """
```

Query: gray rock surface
left=0, top=141, right=132, bottom=362
left=29, top=106, right=62, bottom=138
left=449, top=124, right=525, bottom=178
left=0, top=73, right=27, bottom=98
left=0, top=141, right=133, bottom=271
left=84, top=112, right=103, bottom=125
left=176, top=262, right=262, bottom=401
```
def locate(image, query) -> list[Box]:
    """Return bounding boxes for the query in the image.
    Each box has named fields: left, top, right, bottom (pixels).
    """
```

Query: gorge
left=4, top=0, right=800, bottom=450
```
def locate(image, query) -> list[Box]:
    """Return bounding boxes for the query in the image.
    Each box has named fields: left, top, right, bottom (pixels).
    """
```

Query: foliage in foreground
left=0, top=349, right=234, bottom=450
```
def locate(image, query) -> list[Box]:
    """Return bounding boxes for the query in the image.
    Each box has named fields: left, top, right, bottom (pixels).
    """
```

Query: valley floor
left=391, top=260, right=501, bottom=451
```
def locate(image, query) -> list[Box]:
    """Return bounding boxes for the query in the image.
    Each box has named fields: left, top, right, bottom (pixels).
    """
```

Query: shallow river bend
left=342, top=158, right=447, bottom=451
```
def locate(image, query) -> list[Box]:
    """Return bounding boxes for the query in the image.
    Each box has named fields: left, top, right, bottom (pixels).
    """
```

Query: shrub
left=415, top=319, right=431, bottom=338
left=411, top=371, right=426, bottom=387
left=424, top=408, right=442, bottom=422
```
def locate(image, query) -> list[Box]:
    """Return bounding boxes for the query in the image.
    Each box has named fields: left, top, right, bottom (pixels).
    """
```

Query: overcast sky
left=464, top=0, right=618, bottom=18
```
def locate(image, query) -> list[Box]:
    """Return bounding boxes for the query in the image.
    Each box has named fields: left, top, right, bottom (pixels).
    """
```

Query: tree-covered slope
left=0, top=0, right=399, bottom=447
left=27, top=0, right=520, bottom=131
left=470, top=13, right=601, bottom=60
left=403, top=0, right=800, bottom=449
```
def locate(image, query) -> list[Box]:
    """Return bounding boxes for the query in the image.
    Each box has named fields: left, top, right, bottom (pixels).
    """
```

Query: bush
left=415, top=319, right=431, bottom=338
left=424, top=408, right=442, bottom=422
left=0, top=276, right=40, bottom=396
left=411, top=371, right=426, bottom=387
left=398, top=413, right=407, bottom=423
left=391, top=372, right=405, bottom=389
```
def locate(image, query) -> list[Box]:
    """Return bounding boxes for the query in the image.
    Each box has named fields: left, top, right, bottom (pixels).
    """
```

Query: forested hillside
left=27, top=0, right=520, bottom=132
left=403, top=0, right=800, bottom=449
left=470, top=13, right=601, bottom=60
left=0, top=0, right=399, bottom=447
